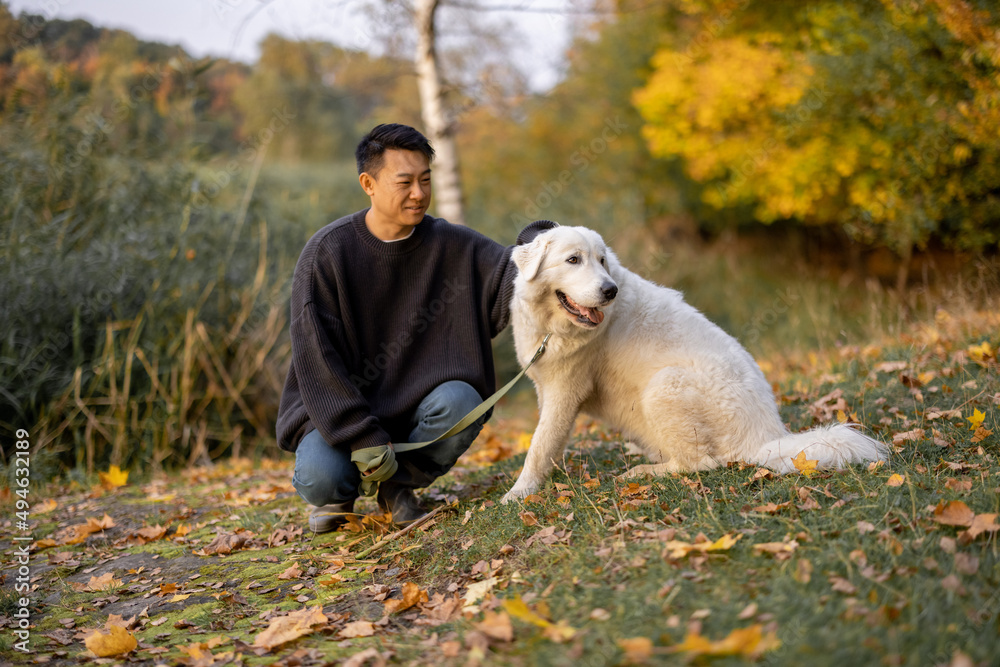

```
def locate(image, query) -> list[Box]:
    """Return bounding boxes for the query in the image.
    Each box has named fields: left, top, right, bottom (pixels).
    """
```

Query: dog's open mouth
left=557, top=290, right=604, bottom=327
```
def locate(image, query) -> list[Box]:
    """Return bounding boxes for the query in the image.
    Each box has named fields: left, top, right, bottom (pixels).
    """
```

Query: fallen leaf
left=342, top=648, right=388, bottom=667
left=502, top=596, right=576, bottom=642
left=618, top=636, right=654, bottom=663
left=893, top=428, right=925, bottom=445
left=194, top=530, right=254, bottom=556
left=278, top=564, right=302, bottom=580
left=475, top=611, right=514, bottom=642
left=829, top=576, right=857, bottom=595
left=590, top=608, right=611, bottom=621
left=84, top=625, right=137, bottom=657
left=966, top=408, right=986, bottom=431
left=338, top=620, right=376, bottom=639
left=253, top=606, right=328, bottom=650
left=752, top=541, right=798, bottom=559
left=944, top=479, right=972, bottom=492
left=81, top=572, right=122, bottom=592
left=463, top=577, right=499, bottom=611
left=383, top=582, right=428, bottom=614
left=751, top=501, right=791, bottom=514
left=738, top=603, right=758, bottom=620
left=886, top=474, right=905, bottom=487
left=963, top=513, right=1000, bottom=539
left=971, top=426, right=993, bottom=443
left=670, top=624, right=780, bottom=659
left=933, top=501, right=975, bottom=527
left=791, top=451, right=818, bottom=476
left=519, top=511, right=539, bottom=526
left=663, top=533, right=742, bottom=559
left=98, top=465, right=129, bottom=490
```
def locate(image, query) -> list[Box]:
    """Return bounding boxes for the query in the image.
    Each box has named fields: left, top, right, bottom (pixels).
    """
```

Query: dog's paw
left=500, top=482, right=538, bottom=505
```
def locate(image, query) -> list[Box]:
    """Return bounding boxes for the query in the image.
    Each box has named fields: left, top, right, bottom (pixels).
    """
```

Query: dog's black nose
left=602, top=283, right=618, bottom=301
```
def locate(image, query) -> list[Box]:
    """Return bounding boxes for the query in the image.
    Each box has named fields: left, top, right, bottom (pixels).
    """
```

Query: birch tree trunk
left=414, top=0, right=466, bottom=225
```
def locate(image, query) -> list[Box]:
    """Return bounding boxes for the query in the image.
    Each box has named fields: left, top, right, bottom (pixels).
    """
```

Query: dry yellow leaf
left=84, top=625, right=137, bottom=657
left=98, top=465, right=129, bottom=490
left=791, top=450, right=818, bottom=476
left=663, top=533, right=742, bottom=559
left=502, top=596, right=577, bottom=642
left=886, top=474, right=905, bottom=487
left=252, top=606, right=327, bottom=650
left=966, top=408, right=986, bottom=431
left=670, top=624, right=780, bottom=659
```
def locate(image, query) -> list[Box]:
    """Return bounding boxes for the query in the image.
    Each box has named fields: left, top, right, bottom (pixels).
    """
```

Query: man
left=276, top=123, right=553, bottom=532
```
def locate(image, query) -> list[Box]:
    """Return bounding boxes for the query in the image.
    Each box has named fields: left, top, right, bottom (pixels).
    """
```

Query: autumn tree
left=633, top=0, right=1000, bottom=285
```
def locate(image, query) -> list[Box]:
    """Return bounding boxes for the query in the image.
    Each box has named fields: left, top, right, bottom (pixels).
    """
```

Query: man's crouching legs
left=293, top=429, right=360, bottom=533
left=380, top=381, right=486, bottom=525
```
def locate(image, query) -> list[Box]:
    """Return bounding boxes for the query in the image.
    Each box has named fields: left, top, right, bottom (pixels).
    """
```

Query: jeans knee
left=420, top=381, right=482, bottom=422
left=292, top=430, right=358, bottom=505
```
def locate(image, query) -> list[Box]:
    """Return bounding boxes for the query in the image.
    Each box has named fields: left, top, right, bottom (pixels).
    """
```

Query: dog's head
left=513, top=225, right=619, bottom=331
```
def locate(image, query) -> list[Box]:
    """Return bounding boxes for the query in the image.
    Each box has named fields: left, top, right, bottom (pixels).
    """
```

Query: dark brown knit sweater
left=275, top=210, right=554, bottom=453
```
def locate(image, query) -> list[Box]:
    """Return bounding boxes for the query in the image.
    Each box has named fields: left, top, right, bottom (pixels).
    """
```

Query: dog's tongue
left=566, top=294, right=604, bottom=324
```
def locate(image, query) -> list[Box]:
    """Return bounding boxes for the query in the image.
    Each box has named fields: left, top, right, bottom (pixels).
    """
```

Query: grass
left=2, top=299, right=997, bottom=665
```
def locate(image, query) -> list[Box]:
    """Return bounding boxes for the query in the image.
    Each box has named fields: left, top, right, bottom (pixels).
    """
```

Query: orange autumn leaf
left=886, top=474, right=905, bottom=487
left=84, top=625, right=137, bottom=657
left=964, top=513, right=1000, bottom=539
left=933, top=500, right=975, bottom=527
left=383, top=582, right=428, bottom=614
left=618, top=636, right=655, bottom=663
left=252, top=606, right=327, bottom=651
left=475, top=610, right=514, bottom=642
left=519, top=511, right=539, bottom=526
left=670, top=624, right=780, bottom=659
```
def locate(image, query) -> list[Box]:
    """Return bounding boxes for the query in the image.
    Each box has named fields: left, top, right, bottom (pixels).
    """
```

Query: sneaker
left=308, top=500, right=356, bottom=534
left=377, top=483, right=429, bottom=527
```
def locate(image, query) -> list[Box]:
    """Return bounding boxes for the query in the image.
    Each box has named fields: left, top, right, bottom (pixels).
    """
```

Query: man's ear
left=359, top=172, right=376, bottom=196
left=513, top=235, right=551, bottom=281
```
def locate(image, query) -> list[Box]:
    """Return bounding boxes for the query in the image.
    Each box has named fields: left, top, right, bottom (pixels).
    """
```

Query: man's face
left=361, top=149, right=432, bottom=230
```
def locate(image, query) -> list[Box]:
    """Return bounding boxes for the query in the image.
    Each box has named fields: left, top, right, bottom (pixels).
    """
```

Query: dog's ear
left=513, top=235, right=551, bottom=281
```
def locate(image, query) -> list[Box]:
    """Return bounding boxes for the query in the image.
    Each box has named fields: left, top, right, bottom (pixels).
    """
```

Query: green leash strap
left=352, top=333, right=552, bottom=497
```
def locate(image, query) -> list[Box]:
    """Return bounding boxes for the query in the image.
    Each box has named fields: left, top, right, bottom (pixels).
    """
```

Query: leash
left=352, top=333, right=552, bottom=497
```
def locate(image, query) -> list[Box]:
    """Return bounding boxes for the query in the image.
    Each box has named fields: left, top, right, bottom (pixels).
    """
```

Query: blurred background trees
left=1, top=0, right=997, bottom=475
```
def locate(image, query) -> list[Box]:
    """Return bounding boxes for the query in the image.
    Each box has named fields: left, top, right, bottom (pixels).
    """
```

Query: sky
left=6, top=0, right=573, bottom=91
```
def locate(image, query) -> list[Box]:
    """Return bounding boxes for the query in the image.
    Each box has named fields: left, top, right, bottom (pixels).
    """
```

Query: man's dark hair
left=356, top=124, right=435, bottom=176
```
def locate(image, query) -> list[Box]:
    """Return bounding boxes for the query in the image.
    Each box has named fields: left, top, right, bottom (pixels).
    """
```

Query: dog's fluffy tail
left=751, top=424, right=889, bottom=473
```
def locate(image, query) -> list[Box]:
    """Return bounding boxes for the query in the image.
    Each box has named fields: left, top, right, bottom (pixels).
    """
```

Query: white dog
left=501, top=225, right=887, bottom=503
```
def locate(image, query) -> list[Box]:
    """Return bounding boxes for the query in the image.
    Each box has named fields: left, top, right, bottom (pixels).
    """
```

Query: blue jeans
left=292, top=380, right=486, bottom=506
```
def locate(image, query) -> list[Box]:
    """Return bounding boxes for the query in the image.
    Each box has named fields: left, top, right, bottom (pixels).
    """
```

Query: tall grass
left=0, top=97, right=363, bottom=476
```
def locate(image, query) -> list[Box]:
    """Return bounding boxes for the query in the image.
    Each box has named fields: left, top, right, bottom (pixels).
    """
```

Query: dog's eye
left=566, top=256, right=579, bottom=264
left=600, top=257, right=606, bottom=266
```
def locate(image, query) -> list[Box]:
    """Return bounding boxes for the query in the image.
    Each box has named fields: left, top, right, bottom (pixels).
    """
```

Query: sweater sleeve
left=290, top=256, right=392, bottom=453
